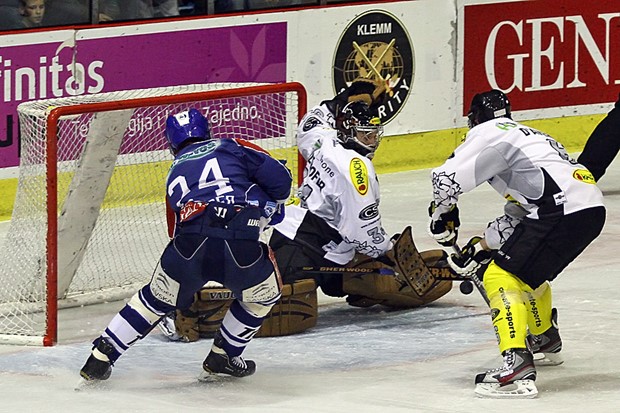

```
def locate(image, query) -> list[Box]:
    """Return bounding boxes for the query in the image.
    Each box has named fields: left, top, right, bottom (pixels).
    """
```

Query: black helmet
left=336, top=101, right=384, bottom=158
left=467, top=89, right=511, bottom=128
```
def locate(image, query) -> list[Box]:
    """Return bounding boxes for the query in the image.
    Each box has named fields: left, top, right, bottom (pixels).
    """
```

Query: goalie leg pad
left=185, top=279, right=318, bottom=340
left=173, top=296, right=201, bottom=343
left=342, top=272, right=452, bottom=308
left=256, top=278, right=318, bottom=337
left=343, top=245, right=453, bottom=308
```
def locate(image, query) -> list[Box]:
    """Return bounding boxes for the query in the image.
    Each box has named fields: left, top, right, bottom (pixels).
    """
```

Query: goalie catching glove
left=428, top=201, right=460, bottom=247
left=447, top=236, right=493, bottom=278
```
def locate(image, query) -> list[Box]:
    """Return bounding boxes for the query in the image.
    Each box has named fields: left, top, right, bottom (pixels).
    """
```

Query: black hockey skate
left=79, top=337, right=115, bottom=381
left=474, top=348, right=537, bottom=399
left=528, top=308, right=563, bottom=366
left=200, top=331, right=256, bottom=379
left=198, top=330, right=256, bottom=381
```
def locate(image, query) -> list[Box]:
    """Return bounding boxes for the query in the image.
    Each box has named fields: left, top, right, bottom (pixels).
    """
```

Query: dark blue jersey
left=166, top=138, right=292, bottom=215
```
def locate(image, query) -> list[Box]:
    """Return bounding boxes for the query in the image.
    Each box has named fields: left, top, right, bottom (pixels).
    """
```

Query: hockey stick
left=297, top=265, right=397, bottom=276
left=296, top=264, right=469, bottom=282
left=451, top=244, right=490, bottom=306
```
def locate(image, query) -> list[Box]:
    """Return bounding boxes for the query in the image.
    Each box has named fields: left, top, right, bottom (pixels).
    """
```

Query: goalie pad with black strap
left=343, top=226, right=453, bottom=308
left=173, top=279, right=318, bottom=342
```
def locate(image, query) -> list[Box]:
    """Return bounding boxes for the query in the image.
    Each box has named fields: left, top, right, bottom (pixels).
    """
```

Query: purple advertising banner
left=0, top=22, right=287, bottom=168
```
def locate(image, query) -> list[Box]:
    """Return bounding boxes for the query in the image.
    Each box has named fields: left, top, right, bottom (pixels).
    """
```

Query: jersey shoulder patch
left=302, top=116, right=322, bottom=132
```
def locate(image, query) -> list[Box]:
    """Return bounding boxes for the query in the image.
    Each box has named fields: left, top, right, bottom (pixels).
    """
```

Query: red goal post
left=0, top=82, right=306, bottom=346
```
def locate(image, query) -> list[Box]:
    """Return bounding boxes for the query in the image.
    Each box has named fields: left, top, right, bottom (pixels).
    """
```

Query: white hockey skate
left=474, top=348, right=538, bottom=399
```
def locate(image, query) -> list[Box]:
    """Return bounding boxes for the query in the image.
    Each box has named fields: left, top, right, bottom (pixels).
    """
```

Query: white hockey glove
left=428, top=202, right=460, bottom=247
left=447, top=236, right=493, bottom=278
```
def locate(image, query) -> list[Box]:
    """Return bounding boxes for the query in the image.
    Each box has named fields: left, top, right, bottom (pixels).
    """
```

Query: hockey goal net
left=0, top=82, right=306, bottom=346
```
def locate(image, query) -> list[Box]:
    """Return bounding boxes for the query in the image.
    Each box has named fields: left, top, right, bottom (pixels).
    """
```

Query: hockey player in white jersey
left=429, top=90, right=606, bottom=398
left=270, top=79, right=452, bottom=308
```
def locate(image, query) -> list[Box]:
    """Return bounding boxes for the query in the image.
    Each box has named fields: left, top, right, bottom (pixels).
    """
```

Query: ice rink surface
left=1, top=155, right=619, bottom=412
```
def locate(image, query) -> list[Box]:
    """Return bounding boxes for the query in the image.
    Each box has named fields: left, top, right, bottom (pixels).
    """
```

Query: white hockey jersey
left=273, top=104, right=391, bottom=265
left=430, top=118, right=604, bottom=230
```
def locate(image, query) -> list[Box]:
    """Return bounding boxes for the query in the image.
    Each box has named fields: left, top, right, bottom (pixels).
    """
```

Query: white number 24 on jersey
left=168, top=158, right=234, bottom=207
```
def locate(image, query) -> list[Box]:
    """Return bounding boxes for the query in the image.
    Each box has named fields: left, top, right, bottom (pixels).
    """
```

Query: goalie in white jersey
left=270, top=78, right=452, bottom=308
left=428, top=90, right=606, bottom=398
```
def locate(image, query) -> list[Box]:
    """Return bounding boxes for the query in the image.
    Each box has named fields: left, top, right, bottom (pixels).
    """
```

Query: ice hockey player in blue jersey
left=79, top=108, right=292, bottom=383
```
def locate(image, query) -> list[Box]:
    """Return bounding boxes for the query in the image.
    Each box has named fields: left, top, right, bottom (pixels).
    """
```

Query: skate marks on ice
left=0, top=301, right=491, bottom=379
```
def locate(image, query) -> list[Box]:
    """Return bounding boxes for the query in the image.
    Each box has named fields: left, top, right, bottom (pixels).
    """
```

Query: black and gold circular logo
left=333, top=10, right=414, bottom=124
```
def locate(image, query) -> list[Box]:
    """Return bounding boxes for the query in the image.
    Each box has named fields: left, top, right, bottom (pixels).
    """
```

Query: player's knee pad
left=238, top=271, right=281, bottom=308
left=483, top=261, right=528, bottom=298
left=522, top=281, right=553, bottom=335
left=128, top=292, right=163, bottom=324
left=484, top=262, right=529, bottom=352
left=239, top=300, right=273, bottom=318
left=144, top=261, right=191, bottom=312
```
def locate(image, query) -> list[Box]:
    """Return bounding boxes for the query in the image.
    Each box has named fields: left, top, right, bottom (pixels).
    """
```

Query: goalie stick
left=296, top=241, right=484, bottom=300
left=298, top=263, right=467, bottom=282
left=298, top=266, right=397, bottom=276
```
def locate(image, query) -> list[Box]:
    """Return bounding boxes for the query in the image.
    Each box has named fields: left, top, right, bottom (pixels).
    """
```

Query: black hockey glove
left=427, top=201, right=460, bottom=247
left=447, top=236, right=493, bottom=278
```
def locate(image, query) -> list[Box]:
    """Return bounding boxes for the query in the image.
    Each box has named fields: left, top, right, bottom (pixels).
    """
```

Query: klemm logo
left=333, top=10, right=415, bottom=124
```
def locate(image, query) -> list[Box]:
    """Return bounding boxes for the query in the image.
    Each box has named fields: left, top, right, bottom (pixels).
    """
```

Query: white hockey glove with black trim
left=447, top=236, right=493, bottom=278
left=428, top=201, right=460, bottom=247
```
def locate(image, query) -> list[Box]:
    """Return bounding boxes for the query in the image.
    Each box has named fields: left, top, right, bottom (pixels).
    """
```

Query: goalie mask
left=336, top=101, right=384, bottom=159
left=165, top=108, right=211, bottom=154
left=467, top=89, right=512, bottom=129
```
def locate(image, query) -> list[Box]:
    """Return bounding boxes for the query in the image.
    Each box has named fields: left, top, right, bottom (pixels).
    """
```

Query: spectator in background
left=154, top=0, right=179, bottom=17
left=19, top=0, right=46, bottom=28
left=0, top=0, right=22, bottom=30
left=42, top=0, right=88, bottom=26
left=213, top=0, right=244, bottom=13
left=99, top=0, right=178, bottom=20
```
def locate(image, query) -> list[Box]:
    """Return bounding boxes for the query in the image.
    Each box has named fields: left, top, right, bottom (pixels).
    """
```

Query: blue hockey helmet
left=467, top=89, right=511, bottom=128
left=165, top=108, right=210, bottom=154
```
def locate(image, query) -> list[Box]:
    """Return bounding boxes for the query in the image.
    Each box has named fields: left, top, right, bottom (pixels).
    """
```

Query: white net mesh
left=0, top=82, right=304, bottom=344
